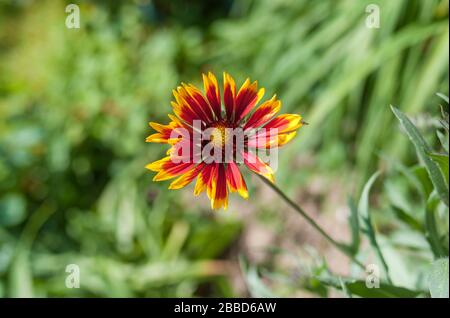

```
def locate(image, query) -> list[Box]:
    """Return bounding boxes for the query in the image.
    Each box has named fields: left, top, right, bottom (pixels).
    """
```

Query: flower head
left=146, top=72, right=303, bottom=210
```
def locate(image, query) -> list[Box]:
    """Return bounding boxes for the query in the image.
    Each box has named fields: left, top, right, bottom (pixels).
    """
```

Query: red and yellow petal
left=171, top=100, right=200, bottom=125
left=176, top=84, right=217, bottom=124
left=235, top=79, right=265, bottom=122
left=223, top=72, right=236, bottom=121
left=146, top=133, right=168, bottom=143
left=146, top=156, right=195, bottom=181
left=246, top=113, right=302, bottom=148
left=246, top=130, right=298, bottom=149
left=145, top=156, right=171, bottom=172
left=264, top=114, right=303, bottom=134
left=202, top=72, right=222, bottom=119
left=209, top=164, right=228, bottom=210
left=182, top=83, right=216, bottom=123
left=146, top=119, right=186, bottom=144
left=242, top=151, right=275, bottom=183
left=167, top=138, right=195, bottom=162
left=193, top=164, right=229, bottom=210
left=226, top=162, right=248, bottom=199
left=152, top=164, right=194, bottom=181
left=275, top=131, right=297, bottom=147
left=194, top=164, right=213, bottom=196
left=169, top=163, right=205, bottom=190
left=244, top=95, right=281, bottom=130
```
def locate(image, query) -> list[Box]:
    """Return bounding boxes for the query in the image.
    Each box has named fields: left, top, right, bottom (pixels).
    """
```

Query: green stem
left=256, top=174, right=364, bottom=269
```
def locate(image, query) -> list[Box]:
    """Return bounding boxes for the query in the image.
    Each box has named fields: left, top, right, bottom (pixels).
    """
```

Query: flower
left=146, top=72, right=303, bottom=210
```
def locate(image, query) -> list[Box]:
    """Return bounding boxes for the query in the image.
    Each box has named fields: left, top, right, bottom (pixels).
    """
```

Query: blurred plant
left=0, top=0, right=448, bottom=298
left=242, top=95, right=449, bottom=298
left=209, top=0, right=449, bottom=190
left=0, top=0, right=241, bottom=297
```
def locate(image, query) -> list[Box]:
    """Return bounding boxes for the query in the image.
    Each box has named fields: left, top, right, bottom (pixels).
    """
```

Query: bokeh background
left=0, top=0, right=448, bottom=297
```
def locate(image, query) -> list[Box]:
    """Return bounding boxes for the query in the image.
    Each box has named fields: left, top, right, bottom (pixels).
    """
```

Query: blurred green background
left=0, top=0, right=448, bottom=297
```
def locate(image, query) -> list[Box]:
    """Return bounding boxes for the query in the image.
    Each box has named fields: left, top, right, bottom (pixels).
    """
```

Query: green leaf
left=428, top=153, right=449, bottom=185
left=347, top=281, right=423, bottom=298
left=412, top=166, right=434, bottom=198
left=436, top=92, right=449, bottom=104
left=8, top=249, right=33, bottom=297
left=393, top=160, right=427, bottom=201
left=321, top=277, right=424, bottom=298
left=391, top=206, right=423, bottom=233
left=439, top=104, right=449, bottom=132
left=239, top=257, right=276, bottom=298
left=161, top=222, right=190, bottom=261
left=358, top=171, right=392, bottom=283
left=358, top=172, right=380, bottom=222
left=0, top=194, right=27, bottom=227
left=391, top=106, right=449, bottom=206
left=338, top=277, right=352, bottom=298
left=346, top=197, right=360, bottom=255
left=345, top=281, right=423, bottom=298
left=425, top=194, right=448, bottom=258
left=428, top=258, right=449, bottom=298
left=436, top=130, right=449, bottom=154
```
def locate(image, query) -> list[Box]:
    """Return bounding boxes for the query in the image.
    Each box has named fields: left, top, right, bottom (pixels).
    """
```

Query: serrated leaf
left=391, top=106, right=449, bottom=206
left=428, top=258, right=449, bottom=298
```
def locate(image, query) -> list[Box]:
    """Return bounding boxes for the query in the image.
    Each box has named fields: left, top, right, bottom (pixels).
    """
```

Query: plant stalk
left=256, top=174, right=365, bottom=269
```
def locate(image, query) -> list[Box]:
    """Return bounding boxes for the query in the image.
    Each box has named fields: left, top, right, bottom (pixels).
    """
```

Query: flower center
left=210, top=123, right=229, bottom=148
